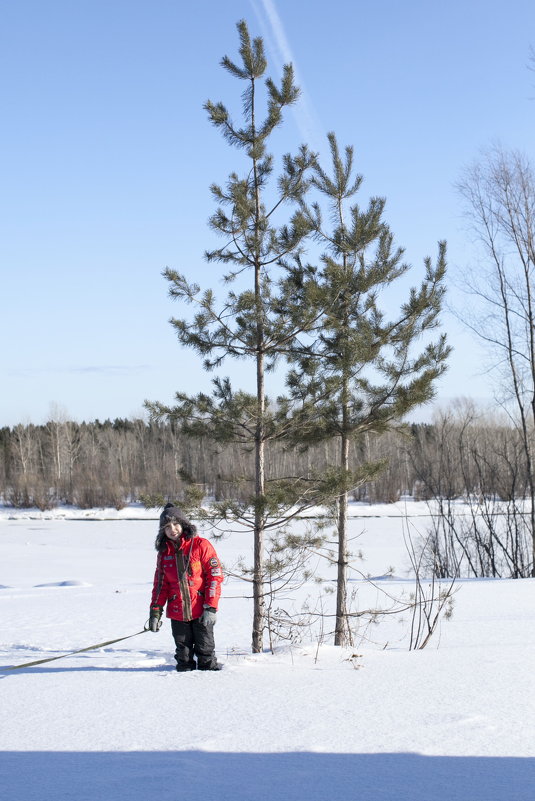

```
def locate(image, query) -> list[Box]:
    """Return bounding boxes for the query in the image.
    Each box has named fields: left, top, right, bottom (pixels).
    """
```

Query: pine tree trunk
left=251, top=89, right=266, bottom=651
left=253, top=347, right=266, bottom=652
left=334, top=430, right=350, bottom=646
left=335, top=270, right=351, bottom=647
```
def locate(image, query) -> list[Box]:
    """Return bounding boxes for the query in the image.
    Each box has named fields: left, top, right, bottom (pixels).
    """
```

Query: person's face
left=164, top=520, right=182, bottom=541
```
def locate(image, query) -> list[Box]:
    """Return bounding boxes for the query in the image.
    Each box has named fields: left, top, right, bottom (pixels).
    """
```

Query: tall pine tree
left=146, top=21, right=321, bottom=653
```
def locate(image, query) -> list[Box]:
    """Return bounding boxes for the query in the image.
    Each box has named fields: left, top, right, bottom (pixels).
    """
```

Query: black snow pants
left=171, top=618, right=218, bottom=671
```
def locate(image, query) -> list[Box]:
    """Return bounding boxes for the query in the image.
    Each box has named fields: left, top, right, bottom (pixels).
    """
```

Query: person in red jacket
left=148, top=503, right=223, bottom=671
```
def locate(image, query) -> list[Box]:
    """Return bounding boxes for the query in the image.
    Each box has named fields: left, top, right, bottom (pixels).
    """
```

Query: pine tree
left=146, top=21, right=321, bottom=653
left=285, top=133, right=451, bottom=646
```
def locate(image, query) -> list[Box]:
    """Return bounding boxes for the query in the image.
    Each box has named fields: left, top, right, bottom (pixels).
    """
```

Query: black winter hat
left=155, top=503, right=197, bottom=550
left=159, top=503, right=190, bottom=527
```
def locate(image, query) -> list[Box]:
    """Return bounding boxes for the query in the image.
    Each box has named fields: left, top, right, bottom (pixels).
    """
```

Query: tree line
left=1, top=406, right=532, bottom=515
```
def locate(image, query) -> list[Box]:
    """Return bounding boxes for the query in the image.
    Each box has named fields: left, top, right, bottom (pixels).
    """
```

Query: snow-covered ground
left=1, top=502, right=534, bottom=800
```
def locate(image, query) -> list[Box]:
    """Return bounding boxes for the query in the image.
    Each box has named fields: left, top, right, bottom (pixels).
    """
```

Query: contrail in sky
left=249, top=0, right=325, bottom=154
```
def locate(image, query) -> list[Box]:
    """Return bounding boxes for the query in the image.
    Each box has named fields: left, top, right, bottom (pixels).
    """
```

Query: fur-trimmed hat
left=159, top=503, right=191, bottom=529
left=155, top=502, right=197, bottom=550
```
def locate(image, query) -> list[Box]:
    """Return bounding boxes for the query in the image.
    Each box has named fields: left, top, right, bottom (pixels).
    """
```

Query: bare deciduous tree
left=457, top=146, right=535, bottom=574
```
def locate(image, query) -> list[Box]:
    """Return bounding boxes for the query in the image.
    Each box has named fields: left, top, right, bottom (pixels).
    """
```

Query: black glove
left=200, top=605, right=217, bottom=626
left=149, top=605, right=163, bottom=632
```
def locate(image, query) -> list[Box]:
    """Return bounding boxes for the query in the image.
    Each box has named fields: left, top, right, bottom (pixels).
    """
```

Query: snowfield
left=1, top=502, right=534, bottom=800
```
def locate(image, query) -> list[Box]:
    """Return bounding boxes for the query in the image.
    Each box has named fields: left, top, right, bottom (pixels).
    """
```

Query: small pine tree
left=285, top=133, right=451, bottom=645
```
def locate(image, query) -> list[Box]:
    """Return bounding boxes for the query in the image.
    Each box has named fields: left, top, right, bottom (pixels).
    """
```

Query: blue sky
left=2, top=0, right=534, bottom=426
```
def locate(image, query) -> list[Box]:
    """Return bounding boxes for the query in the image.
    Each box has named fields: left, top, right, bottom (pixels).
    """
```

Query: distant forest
left=0, top=406, right=532, bottom=510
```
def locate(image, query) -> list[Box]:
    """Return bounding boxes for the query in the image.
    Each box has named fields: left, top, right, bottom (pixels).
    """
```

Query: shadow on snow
left=0, top=751, right=534, bottom=801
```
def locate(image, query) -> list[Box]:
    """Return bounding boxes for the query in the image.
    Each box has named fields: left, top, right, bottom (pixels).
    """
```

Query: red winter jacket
left=151, top=535, right=223, bottom=622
